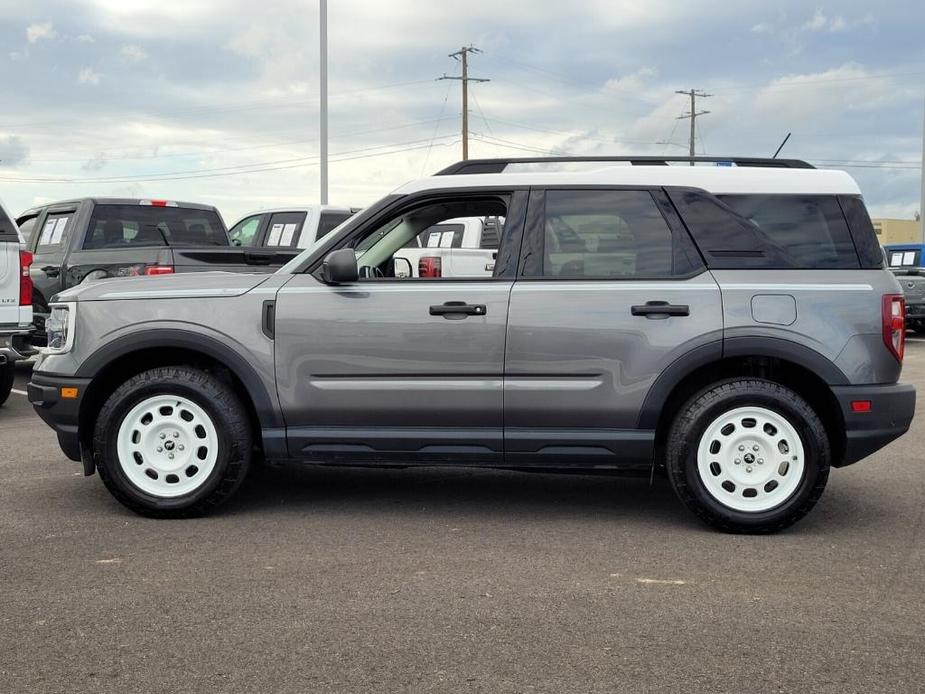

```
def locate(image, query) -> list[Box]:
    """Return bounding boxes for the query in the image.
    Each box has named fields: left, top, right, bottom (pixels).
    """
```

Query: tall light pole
left=319, top=0, right=328, bottom=204
left=920, top=92, right=924, bottom=242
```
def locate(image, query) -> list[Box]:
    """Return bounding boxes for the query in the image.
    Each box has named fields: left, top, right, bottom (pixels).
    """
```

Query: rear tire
left=665, top=379, right=830, bottom=533
left=0, top=364, right=14, bottom=407
left=93, top=366, right=252, bottom=517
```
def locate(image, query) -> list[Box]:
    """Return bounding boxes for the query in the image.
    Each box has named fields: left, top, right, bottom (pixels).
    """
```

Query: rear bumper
left=832, top=383, right=916, bottom=467
left=0, top=328, right=34, bottom=364
left=28, top=373, right=91, bottom=466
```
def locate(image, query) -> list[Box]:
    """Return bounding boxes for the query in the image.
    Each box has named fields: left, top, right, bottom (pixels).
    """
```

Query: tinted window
left=719, top=194, right=858, bottom=269
left=839, top=195, right=884, bottom=269
left=542, top=190, right=675, bottom=278
left=316, top=211, right=353, bottom=241
left=229, top=215, right=262, bottom=246
left=264, top=211, right=307, bottom=248
left=36, top=213, right=74, bottom=253
left=16, top=216, right=37, bottom=245
left=84, top=205, right=227, bottom=249
left=0, top=207, right=18, bottom=241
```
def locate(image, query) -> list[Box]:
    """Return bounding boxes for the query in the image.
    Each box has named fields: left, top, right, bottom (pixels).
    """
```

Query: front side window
left=16, top=216, right=38, bottom=246
left=542, top=190, right=675, bottom=278
left=352, top=197, right=508, bottom=280
left=229, top=215, right=262, bottom=247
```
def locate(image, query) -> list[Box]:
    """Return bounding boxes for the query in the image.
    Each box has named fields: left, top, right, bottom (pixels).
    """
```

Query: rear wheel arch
left=643, top=341, right=847, bottom=467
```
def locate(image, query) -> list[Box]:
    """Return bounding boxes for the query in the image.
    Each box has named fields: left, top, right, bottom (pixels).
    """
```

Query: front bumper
left=832, top=382, right=916, bottom=467
left=28, top=373, right=92, bottom=468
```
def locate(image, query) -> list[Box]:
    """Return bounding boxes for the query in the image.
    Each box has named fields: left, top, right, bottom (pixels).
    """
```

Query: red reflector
left=851, top=400, right=872, bottom=413
left=418, top=256, right=442, bottom=278
left=19, top=250, right=33, bottom=306
left=144, top=266, right=175, bottom=276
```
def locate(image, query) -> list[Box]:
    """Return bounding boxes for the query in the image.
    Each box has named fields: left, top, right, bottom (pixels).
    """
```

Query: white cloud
left=78, top=67, right=101, bottom=85
left=120, top=44, right=148, bottom=61
left=800, top=9, right=874, bottom=33
left=801, top=9, right=829, bottom=31
left=603, top=67, right=658, bottom=94
left=26, top=21, right=56, bottom=43
left=0, top=135, right=30, bottom=167
left=75, top=34, right=96, bottom=43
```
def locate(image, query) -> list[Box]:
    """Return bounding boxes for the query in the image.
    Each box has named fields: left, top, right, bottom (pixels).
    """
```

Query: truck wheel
left=0, top=364, right=14, bottom=407
left=93, top=366, right=252, bottom=517
left=665, top=379, right=830, bottom=533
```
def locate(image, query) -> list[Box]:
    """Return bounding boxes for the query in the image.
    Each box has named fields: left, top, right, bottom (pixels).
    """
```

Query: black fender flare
left=637, top=337, right=849, bottom=429
left=75, top=329, right=283, bottom=428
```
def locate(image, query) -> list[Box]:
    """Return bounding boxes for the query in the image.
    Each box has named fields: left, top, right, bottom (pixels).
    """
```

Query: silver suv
left=28, top=156, right=916, bottom=532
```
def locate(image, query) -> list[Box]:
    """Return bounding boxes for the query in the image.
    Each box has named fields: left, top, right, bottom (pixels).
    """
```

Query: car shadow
left=222, top=462, right=696, bottom=528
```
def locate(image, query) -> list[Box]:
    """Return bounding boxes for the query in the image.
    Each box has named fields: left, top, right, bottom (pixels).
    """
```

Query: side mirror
left=393, top=257, right=413, bottom=278
left=321, top=248, right=359, bottom=284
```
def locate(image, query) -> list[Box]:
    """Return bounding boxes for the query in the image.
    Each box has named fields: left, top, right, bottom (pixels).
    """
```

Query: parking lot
left=0, top=342, right=923, bottom=693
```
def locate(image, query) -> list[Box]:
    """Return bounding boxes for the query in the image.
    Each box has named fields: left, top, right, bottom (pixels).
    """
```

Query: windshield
left=84, top=204, right=229, bottom=249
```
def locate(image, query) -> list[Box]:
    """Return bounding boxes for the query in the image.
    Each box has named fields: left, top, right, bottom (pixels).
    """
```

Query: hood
left=54, top=271, right=273, bottom=303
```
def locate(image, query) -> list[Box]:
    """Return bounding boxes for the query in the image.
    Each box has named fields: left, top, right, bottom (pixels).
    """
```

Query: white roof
left=235, top=204, right=356, bottom=218
left=393, top=165, right=861, bottom=197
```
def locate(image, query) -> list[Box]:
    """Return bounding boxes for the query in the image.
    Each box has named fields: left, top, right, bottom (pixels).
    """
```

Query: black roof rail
left=435, top=156, right=815, bottom=176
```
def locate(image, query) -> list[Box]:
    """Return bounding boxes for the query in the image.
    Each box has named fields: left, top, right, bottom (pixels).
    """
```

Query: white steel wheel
left=696, top=406, right=806, bottom=513
left=116, top=395, right=220, bottom=498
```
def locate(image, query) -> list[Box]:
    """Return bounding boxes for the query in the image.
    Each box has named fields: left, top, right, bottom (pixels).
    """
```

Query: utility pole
left=319, top=0, right=328, bottom=204
left=675, top=89, right=712, bottom=165
left=920, top=91, right=924, bottom=242
left=439, top=46, right=489, bottom=160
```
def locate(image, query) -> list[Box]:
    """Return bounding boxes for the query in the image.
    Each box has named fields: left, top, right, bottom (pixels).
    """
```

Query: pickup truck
left=0, top=200, right=33, bottom=406
left=885, top=244, right=925, bottom=333
left=17, top=198, right=291, bottom=344
left=228, top=205, right=358, bottom=257
left=392, top=216, right=501, bottom=278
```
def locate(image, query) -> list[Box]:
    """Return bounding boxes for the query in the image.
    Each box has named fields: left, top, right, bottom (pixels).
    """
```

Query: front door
left=504, top=187, right=723, bottom=469
left=274, top=189, right=527, bottom=464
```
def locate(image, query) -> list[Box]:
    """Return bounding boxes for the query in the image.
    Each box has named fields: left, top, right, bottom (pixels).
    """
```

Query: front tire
left=93, top=366, right=252, bottom=517
left=0, top=364, right=14, bottom=407
left=666, top=379, right=830, bottom=533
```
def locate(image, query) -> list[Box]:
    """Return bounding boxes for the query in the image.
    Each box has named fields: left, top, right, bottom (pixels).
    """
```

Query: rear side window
left=316, top=211, right=353, bottom=241
left=719, top=194, right=858, bottom=269
left=84, top=205, right=228, bottom=249
left=36, top=213, right=74, bottom=253
left=541, top=189, right=684, bottom=278
left=839, top=195, right=884, bottom=269
left=264, top=211, right=307, bottom=248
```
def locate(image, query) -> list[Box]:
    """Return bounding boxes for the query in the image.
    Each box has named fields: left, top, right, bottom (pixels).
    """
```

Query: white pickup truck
left=0, top=200, right=33, bottom=406
left=228, top=205, right=359, bottom=250
left=392, top=216, right=501, bottom=278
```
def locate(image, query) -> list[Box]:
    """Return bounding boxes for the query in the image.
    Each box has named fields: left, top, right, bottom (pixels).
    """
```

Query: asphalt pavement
left=2, top=345, right=924, bottom=693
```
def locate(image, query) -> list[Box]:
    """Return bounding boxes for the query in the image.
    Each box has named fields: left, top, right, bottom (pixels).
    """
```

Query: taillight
left=882, top=294, right=905, bottom=362
left=144, top=265, right=175, bottom=276
left=19, top=250, right=33, bottom=306
left=418, top=256, right=442, bottom=278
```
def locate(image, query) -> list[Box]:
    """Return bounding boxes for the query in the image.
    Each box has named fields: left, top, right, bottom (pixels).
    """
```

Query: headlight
left=43, top=303, right=76, bottom=355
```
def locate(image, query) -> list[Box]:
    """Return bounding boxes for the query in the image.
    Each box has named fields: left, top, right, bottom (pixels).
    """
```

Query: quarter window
left=36, top=213, right=74, bottom=253
left=542, top=190, right=676, bottom=278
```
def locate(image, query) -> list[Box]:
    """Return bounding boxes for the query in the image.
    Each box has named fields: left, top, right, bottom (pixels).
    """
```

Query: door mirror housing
left=321, top=248, right=359, bottom=284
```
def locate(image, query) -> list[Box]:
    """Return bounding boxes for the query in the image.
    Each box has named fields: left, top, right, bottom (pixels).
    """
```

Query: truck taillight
left=144, top=265, right=175, bottom=276
left=419, top=256, right=442, bottom=278
left=882, top=294, right=905, bottom=362
left=19, top=250, right=33, bottom=306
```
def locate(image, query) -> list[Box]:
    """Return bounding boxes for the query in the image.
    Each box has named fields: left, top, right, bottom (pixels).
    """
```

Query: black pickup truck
left=16, top=198, right=290, bottom=343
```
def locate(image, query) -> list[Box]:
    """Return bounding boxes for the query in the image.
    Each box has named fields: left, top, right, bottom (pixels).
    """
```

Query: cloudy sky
left=0, top=0, right=923, bottom=224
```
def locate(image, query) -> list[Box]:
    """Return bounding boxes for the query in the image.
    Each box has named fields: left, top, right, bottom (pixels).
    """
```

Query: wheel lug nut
left=746, top=466, right=753, bottom=473
left=734, top=459, right=741, bottom=464
left=178, top=445, right=185, bottom=451
left=752, top=445, right=759, bottom=451
left=159, top=433, right=166, bottom=440
left=738, top=445, right=745, bottom=451
left=156, top=446, right=163, bottom=452
left=757, top=458, right=764, bottom=464
left=173, top=432, right=179, bottom=438
left=168, top=453, right=174, bottom=460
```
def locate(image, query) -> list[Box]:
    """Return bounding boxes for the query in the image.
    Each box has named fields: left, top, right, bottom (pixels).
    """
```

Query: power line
left=438, top=45, right=490, bottom=160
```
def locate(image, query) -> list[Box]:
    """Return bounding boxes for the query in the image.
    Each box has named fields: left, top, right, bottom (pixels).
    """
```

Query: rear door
left=0, top=203, right=21, bottom=325
left=504, top=187, right=723, bottom=468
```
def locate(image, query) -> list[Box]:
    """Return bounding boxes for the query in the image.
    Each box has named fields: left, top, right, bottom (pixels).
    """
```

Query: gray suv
left=28, top=156, right=916, bottom=532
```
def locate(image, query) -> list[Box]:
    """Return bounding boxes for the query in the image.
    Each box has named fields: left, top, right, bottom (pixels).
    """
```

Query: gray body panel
left=274, top=275, right=512, bottom=460
left=504, top=274, right=723, bottom=461
left=714, top=269, right=902, bottom=384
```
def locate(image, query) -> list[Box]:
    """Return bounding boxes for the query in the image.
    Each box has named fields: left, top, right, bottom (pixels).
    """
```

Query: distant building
left=872, top=218, right=922, bottom=245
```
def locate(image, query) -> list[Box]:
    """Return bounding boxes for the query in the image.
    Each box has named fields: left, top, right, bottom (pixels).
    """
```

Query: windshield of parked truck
left=83, top=204, right=229, bottom=249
